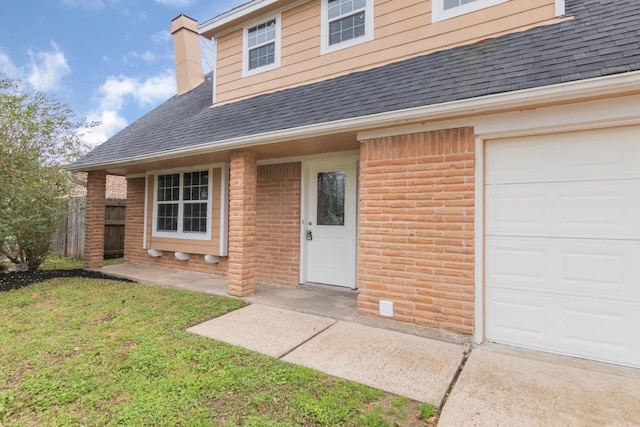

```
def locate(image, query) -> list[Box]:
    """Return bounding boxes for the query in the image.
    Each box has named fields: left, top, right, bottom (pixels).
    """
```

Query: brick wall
left=358, top=128, right=475, bottom=335
left=256, top=163, right=301, bottom=286
left=124, top=177, right=228, bottom=275
left=84, top=171, right=106, bottom=269
left=70, top=172, right=127, bottom=199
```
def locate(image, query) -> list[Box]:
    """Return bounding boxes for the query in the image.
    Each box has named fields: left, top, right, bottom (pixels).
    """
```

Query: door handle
left=306, top=230, right=313, bottom=241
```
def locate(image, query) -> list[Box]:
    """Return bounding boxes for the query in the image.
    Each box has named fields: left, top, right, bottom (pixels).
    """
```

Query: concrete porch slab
left=101, top=263, right=228, bottom=295
left=282, top=321, right=465, bottom=404
left=187, top=304, right=336, bottom=358
left=438, top=346, right=640, bottom=426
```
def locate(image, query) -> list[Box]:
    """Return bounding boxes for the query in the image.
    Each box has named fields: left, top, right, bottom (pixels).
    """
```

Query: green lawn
left=39, top=255, right=124, bottom=270
left=0, top=276, right=432, bottom=426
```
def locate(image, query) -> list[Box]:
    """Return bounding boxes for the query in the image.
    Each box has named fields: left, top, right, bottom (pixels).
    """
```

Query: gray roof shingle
left=73, top=0, right=640, bottom=169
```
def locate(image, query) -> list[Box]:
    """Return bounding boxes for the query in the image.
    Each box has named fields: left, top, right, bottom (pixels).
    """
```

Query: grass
left=0, top=276, right=401, bottom=426
left=40, top=255, right=124, bottom=270
left=419, top=402, right=439, bottom=421
left=1, top=255, right=124, bottom=272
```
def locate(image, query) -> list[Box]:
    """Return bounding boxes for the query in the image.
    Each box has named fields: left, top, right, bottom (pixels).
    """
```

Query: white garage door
left=485, top=125, right=640, bottom=368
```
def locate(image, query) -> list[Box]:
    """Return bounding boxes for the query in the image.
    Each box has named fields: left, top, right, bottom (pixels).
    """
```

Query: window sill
left=432, top=0, right=509, bottom=23
left=151, top=231, right=212, bottom=241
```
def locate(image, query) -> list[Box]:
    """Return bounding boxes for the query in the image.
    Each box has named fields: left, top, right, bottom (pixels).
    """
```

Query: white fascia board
left=199, top=0, right=310, bottom=37
left=70, top=70, right=640, bottom=172
left=204, top=0, right=310, bottom=39
left=358, top=93, right=640, bottom=141
left=199, top=0, right=279, bottom=34
left=555, top=0, right=566, bottom=17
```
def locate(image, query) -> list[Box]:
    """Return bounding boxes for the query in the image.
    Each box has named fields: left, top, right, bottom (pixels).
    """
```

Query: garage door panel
left=486, top=288, right=640, bottom=367
left=486, top=180, right=640, bottom=239
left=485, top=126, right=640, bottom=368
left=486, top=125, right=640, bottom=184
left=486, top=237, right=640, bottom=299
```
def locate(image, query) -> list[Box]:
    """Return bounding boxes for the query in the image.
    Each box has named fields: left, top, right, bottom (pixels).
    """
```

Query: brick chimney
left=170, top=14, right=204, bottom=96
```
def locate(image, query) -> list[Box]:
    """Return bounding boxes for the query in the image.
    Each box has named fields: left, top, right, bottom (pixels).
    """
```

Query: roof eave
left=68, top=70, right=640, bottom=173
left=199, top=0, right=281, bottom=37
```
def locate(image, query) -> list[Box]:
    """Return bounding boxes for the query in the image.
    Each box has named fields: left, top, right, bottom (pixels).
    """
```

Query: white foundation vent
left=379, top=300, right=394, bottom=317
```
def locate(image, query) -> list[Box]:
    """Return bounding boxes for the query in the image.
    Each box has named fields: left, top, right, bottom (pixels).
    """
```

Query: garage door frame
left=473, top=102, right=640, bottom=366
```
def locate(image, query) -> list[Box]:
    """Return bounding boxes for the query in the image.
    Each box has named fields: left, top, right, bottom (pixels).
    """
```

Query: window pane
left=248, top=19, right=276, bottom=48
left=248, top=42, right=276, bottom=70
left=329, top=12, right=365, bottom=45
left=183, top=202, right=207, bottom=233
left=341, top=1, right=353, bottom=15
left=157, top=173, right=180, bottom=202
left=316, top=171, right=345, bottom=226
left=354, top=0, right=366, bottom=9
left=328, top=0, right=341, bottom=19
left=444, top=0, right=465, bottom=10
left=329, top=0, right=365, bottom=19
left=157, top=203, right=178, bottom=232
left=182, top=171, right=208, bottom=201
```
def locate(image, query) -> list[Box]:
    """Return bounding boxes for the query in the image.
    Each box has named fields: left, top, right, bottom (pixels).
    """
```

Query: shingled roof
left=73, top=0, right=640, bottom=169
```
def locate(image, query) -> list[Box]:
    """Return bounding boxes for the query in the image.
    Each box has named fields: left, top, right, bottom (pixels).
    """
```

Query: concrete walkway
left=100, top=264, right=640, bottom=426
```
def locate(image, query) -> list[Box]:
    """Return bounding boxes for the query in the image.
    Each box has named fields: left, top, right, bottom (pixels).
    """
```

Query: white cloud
left=141, top=51, right=156, bottom=62
left=27, top=42, right=71, bottom=92
left=151, top=30, right=172, bottom=44
left=99, top=70, right=175, bottom=110
left=80, top=70, right=177, bottom=146
left=128, top=50, right=157, bottom=63
left=154, top=0, right=195, bottom=6
left=60, top=0, right=105, bottom=9
left=135, top=72, right=176, bottom=105
left=79, top=109, right=128, bottom=147
left=0, top=51, right=21, bottom=78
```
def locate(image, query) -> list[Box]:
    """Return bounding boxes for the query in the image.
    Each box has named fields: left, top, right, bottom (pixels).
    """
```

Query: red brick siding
left=84, top=171, right=106, bottom=269
left=124, top=177, right=228, bottom=275
left=70, top=172, right=127, bottom=199
left=228, top=152, right=258, bottom=296
left=358, top=128, right=475, bottom=335
left=256, top=163, right=301, bottom=286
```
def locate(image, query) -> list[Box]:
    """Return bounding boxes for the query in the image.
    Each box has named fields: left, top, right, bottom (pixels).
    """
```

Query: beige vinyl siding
left=145, top=168, right=223, bottom=255
left=214, top=0, right=558, bottom=104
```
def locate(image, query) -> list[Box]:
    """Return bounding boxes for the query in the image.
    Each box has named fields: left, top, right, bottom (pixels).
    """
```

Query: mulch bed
left=0, top=269, right=134, bottom=292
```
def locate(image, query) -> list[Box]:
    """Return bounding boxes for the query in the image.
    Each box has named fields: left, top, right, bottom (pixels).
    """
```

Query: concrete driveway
left=439, top=345, right=640, bottom=426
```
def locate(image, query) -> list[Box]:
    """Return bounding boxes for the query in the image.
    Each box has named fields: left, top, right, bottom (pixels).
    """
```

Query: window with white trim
left=154, top=169, right=211, bottom=239
left=243, top=15, right=281, bottom=77
left=432, top=0, right=508, bottom=23
left=321, top=0, right=373, bottom=54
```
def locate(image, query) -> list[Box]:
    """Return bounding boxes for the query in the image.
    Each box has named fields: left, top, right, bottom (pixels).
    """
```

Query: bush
left=0, top=75, right=88, bottom=270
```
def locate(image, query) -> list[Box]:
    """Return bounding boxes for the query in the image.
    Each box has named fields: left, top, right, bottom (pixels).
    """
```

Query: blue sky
left=0, top=0, right=247, bottom=146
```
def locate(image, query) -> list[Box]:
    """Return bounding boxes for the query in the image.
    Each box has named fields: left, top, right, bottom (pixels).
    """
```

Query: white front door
left=303, top=157, right=358, bottom=289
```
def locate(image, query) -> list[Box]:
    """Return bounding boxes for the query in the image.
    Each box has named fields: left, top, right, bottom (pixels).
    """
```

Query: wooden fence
left=53, top=197, right=126, bottom=259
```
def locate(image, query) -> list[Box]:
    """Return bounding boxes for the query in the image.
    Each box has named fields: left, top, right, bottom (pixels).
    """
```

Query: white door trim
left=474, top=135, right=485, bottom=345
left=300, top=153, right=359, bottom=288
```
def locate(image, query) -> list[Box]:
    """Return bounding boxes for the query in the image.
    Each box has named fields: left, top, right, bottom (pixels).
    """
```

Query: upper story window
left=154, top=169, right=212, bottom=239
left=432, top=0, right=508, bottom=23
left=243, top=14, right=281, bottom=77
left=321, top=0, right=374, bottom=55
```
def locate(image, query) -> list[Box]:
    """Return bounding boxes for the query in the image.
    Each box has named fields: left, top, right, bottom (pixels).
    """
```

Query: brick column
left=125, top=177, right=145, bottom=263
left=84, top=171, right=106, bottom=269
left=228, top=151, right=257, bottom=296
